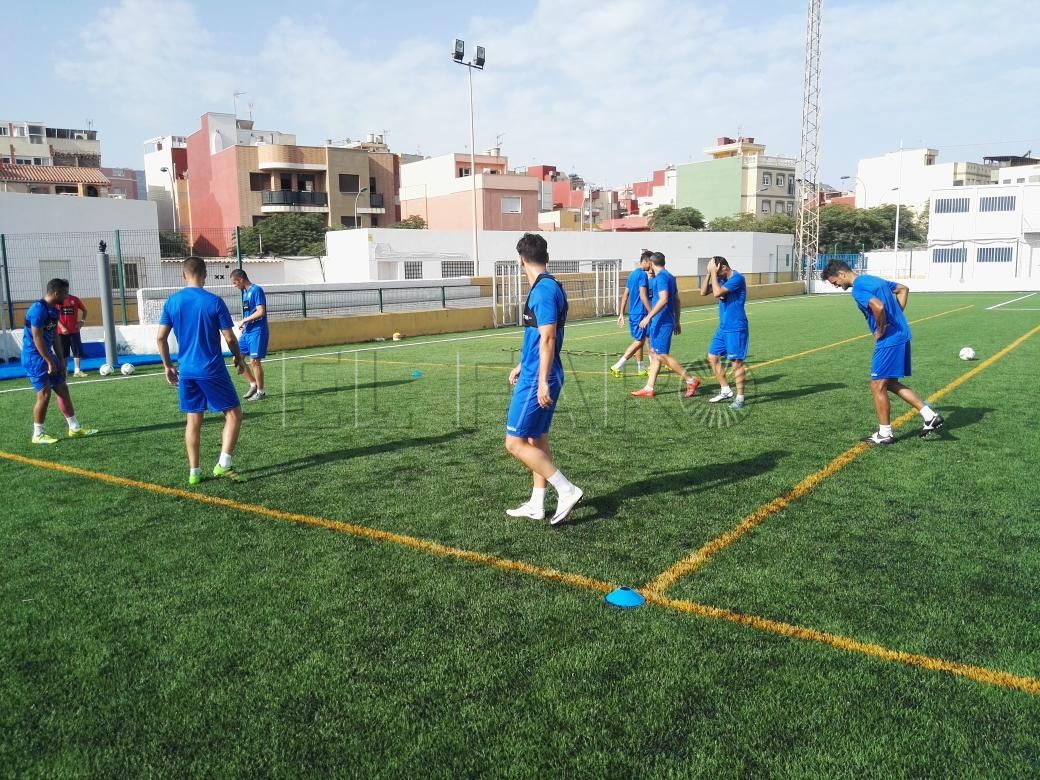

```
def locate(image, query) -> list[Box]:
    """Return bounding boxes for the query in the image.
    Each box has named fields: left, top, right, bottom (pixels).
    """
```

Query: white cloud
left=54, top=0, right=1039, bottom=186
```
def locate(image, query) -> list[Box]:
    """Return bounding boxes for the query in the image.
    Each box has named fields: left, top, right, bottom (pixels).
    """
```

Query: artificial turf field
left=1, top=290, right=1039, bottom=777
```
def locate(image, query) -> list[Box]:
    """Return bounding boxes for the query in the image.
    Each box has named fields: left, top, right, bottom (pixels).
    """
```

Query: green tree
left=388, top=215, right=427, bottom=229
left=159, top=230, right=189, bottom=258
left=757, top=213, right=796, bottom=235
left=648, top=205, right=705, bottom=231
left=817, top=204, right=923, bottom=253
left=707, top=213, right=759, bottom=232
left=237, top=213, right=327, bottom=256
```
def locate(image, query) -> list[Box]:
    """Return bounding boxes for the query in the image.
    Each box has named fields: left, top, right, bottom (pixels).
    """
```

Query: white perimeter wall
left=0, top=191, right=159, bottom=234
left=325, top=228, right=794, bottom=281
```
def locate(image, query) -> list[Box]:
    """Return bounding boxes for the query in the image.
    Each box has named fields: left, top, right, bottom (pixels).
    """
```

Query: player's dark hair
left=639, top=250, right=654, bottom=261
left=713, top=255, right=730, bottom=269
left=229, top=269, right=249, bottom=282
left=516, top=233, right=549, bottom=265
left=651, top=252, right=666, bottom=267
left=821, top=259, right=851, bottom=280
left=46, top=278, right=69, bottom=295
left=183, top=256, right=207, bottom=280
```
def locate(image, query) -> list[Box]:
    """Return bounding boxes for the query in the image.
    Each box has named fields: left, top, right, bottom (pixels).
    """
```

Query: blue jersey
left=242, top=284, right=268, bottom=332
left=650, top=268, right=678, bottom=327
left=718, top=270, right=748, bottom=331
left=851, top=274, right=910, bottom=348
left=159, top=287, right=234, bottom=379
left=22, top=300, right=59, bottom=362
left=625, top=268, right=650, bottom=320
left=519, top=274, right=567, bottom=383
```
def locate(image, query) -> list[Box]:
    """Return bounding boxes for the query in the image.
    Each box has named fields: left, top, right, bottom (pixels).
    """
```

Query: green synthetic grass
left=2, top=291, right=1039, bottom=777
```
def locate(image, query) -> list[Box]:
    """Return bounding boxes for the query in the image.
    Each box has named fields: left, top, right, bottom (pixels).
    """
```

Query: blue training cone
left=604, top=586, right=645, bottom=609
left=411, top=370, right=423, bottom=378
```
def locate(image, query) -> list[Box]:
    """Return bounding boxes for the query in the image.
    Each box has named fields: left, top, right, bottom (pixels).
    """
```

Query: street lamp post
left=159, top=166, right=178, bottom=233
left=452, top=39, right=485, bottom=270
left=354, top=187, right=369, bottom=229
left=892, top=187, right=901, bottom=252
left=839, top=175, right=868, bottom=207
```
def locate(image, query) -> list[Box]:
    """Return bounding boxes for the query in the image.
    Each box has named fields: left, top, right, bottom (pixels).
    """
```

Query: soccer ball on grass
left=958, top=347, right=976, bottom=361
left=121, top=363, right=136, bottom=376
left=98, top=364, right=113, bottom=376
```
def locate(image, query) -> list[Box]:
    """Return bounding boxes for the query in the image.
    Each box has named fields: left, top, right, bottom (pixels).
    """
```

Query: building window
left=15, top=157, right=33, bottom=165
left=371, top=216, right=379, bottom=227
left=340, top=216, right=359, bottom=228
left=338, top=173, right=360, bottom=193
left=457, top=167, right=471, bottom=177
left=934, top=197, right=970, bottom=214
left=249, top=172, right=267, bottom=192
left=932, top=247, right=967, bottom=264
left=976, top=246, right=1013, bottom=263
left=404, top=261, right=423, bottom=279
left=979, top=196, right=1016, bottom=212
left=788, top=178, right=795, bottom=195
left=0, top=127, right=7, bottom=136
left=761, top=200, right=771, bottom=213
left=1017, top=178, right=1026, bottom=184
left=369, top=176, right=377, bottom=193
left=775, top=174, right=784, bottom=187
left=501, top=196, right=522, bottom=214
left=110, top=260, right=141, bottom=291
left=762, top=173, right=771, bottom=186
left=54, top=185, right=78, bottom=195
left=441, top=261, right=475, bottom=277
left=787, top=202, right=795, bottom=214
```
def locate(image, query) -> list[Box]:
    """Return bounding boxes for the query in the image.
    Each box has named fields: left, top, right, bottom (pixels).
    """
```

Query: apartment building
left=1, top=120, right=102, bottom=167
left=183, top=113, right=398, bottom=254
left=0, top=163, right=110, bottom=197
left=101, top=167, right=145, bottom=200
left=143, top=135, right=190, bottom=231
left=855, top=148, right=996, bottom=209
left=675, top=136, right=797, bottom=222
left=400, top=151, right=539, bottom=231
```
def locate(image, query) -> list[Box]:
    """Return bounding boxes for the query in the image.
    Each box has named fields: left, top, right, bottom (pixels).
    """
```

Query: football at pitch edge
left=99, top=364, right=113, bottom=376
left=958, top=347, right=976, bottom=361
left=392, top=332, right=403, bottom=341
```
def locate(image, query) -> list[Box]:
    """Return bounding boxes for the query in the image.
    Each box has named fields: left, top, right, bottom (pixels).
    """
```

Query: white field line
left=986, top=292, right=1037, bottom=311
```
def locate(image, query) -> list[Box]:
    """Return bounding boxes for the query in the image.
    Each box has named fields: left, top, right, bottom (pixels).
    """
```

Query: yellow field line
left=2, top=450, right=1038, bottom=696
left=644, top=320, right=1040, bottom=595
left=1, top=450, right=1038, bottom=696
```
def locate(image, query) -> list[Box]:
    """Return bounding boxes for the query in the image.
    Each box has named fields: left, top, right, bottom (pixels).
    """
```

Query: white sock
left=530, top=487, right=546, bottom=509
left=686, top=376, right=697, bottom=384
left=735, top=394, right=744, bottom=403
left=65, top=415, right=80, bottom=431
left=879, top=425, right=893, bottom=437
left=548, top=470, right=575, bottom=494
left=643, top=384, right=654, bottom=392
left=612, top=358, right=626, bottom=370
left=190, top=467, right=202, bottom=477
left=719, top=385, right=732, bottom=394
left=248, top=382, right=257, bottom=390
left=920, top=406, right=937, bottom=423
left=33, top=423, right=45, bottom=438
left=637, top=361, right=645, bottom=370
left=218, top=452, right=233, bottom=469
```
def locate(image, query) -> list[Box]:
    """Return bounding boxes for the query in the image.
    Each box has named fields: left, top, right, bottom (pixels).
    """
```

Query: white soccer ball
left=121, top=363, right=136, bottom=376
left=99, top=364, right=113, bottom=376
left=959, top=347, right=976, bottom=361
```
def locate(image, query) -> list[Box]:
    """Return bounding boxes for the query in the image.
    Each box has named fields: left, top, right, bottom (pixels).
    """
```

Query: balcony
left=260, top=190, right=329, bottom=213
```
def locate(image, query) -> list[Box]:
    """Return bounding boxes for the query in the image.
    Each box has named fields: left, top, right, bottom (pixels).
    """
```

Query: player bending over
left=821, top=260, right=944, bottom=444
left=504, top=233, right=584, bottom=526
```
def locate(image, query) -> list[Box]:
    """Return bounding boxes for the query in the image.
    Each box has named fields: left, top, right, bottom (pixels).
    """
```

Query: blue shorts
left=628, top=318, right=647, bottom=341
left=178, top=372, right=240, bottom=414
left=648, top=319, right=674, bottom=355
left=505, top=376, right=562, bottom=438
left=23, top=354, right=66, bottom=392
left=240, top=327, right=269, bottom=359
left=708, top=328, right=749, bottom=362
left=871, top=341, right=911, bottom=380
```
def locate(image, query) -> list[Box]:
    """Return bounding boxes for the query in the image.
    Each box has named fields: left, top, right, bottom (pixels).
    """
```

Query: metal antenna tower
left=796, top=0, right=823, bottom=283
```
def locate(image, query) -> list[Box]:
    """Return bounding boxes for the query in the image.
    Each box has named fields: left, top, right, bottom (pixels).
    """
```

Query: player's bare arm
left=617, top=289, right=629, bottom=326
left=893, top=284, right=909, bottom=310
left=640, top=288, right=669, bottom=329
left=868, top=298, right=887, bottom=340
left=537, top=323, right=556, bottom=408
left=31, top=327, right=58, bottom=374
left=156, top=323, right=178, bottom=385
left=221, top=328, right=247, bottom=374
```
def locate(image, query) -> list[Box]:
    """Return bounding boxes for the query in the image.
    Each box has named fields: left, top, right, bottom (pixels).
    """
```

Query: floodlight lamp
left=474, top=46, right=486, bottom=68
left=453, top=39, right=465, bottom=62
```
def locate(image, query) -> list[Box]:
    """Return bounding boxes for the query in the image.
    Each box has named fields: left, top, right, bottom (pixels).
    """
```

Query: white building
left=855, top=148, right=995, bottom=210
left=925, top=183, right=1040, bottom=286
left=143, top=135, right=187, bottom=232
left=995, top=164, right=1040, bottom=186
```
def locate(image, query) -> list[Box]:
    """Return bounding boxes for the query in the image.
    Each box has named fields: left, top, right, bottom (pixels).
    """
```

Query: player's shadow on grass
left=578, top=449, right=789, bottom=523
left=248, top=429, right=472, bottom=479
left=286, top=378, right=415, bottom=399
left=754, top=382, right=846, bottom=404
left=897, top=405, right=994, bottom=442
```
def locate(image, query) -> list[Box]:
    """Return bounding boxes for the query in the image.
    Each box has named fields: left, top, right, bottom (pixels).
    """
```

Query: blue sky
left=10, top=0, right=1040, bottom=187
